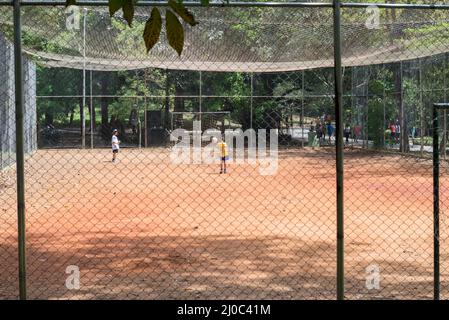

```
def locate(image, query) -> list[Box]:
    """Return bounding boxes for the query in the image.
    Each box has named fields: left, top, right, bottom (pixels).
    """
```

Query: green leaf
left=65, top=0, right=77, bottom=7
left=201, top=0, right=209, bottom=6
left=109, top=0, right=135, bottom=27
left=143, top=7, right=162, bottom=53
left=122, top=0, right=135, bottom=27
left=168, top=0, right=198, bottom=27
left=165, top=9, right=184, bottom=56
left=109, top=0, right=125, bottom=16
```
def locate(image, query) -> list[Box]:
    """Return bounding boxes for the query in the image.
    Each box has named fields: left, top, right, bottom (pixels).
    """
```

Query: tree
left=36, top=66, right=82, bottom=126
left=66, top=0, right=201, bottom=56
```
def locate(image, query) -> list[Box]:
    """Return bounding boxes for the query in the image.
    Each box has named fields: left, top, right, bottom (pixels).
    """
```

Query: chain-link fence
left=1, top=1, right=449, bottom=300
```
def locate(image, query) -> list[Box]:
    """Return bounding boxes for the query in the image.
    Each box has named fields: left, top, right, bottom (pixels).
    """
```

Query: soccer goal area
left=171, top=111, right=232, bottom=139
left=1, top=1, right=449, bottom=300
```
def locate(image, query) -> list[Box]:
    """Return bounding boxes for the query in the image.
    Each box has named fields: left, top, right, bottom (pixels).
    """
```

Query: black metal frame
left=432, top=103, right=449, bottom=300
left=0, top=1, right=448, bottom=9
left=5, top=0, right=449, bottom=300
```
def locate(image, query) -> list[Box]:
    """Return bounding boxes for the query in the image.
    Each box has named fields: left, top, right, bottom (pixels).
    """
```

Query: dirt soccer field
left=1, top=147, right=448, bottom=299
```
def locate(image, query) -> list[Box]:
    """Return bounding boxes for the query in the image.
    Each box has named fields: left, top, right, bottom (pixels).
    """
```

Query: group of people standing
left=313, top=113, right=362, bottom=146
left=311, top=115, right=423, bottom=148
left=347, top=124, right=362, bottom=144
left=389, top=121, right=401, bottom=145
left=315, top=116, right=334, bottom=145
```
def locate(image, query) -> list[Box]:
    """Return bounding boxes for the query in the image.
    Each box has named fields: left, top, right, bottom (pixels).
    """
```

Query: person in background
left=129, top=108, right=138, bottom=135
left=344, top=124, right=351, bottom=144
left=411, top=126, right=416, bottom=144
left=111, top=129, right=120, bottom=162
left=316, top=123, right=323, bottom=146
left=353, top=124, right=361, bottom=143
left=390, top=122, right=396, bottom=145
left=395, top=121, right=401, bottom=144
left=320, top=113, right=326, bottom=124
left=327, top=121, right=334, bottom=144
left=217, top=136, right=229, bottom=174
left=322, top=121, right=327, bottom=142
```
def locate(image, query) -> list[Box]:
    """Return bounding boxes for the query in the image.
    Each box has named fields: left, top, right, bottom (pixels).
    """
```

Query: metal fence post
left=13, top=0, right=27, bottom=300
left=432, top=103, right=448, bottom=300
left=82, top=7, right=86, bottom=148
left=333, top=0, right=344, bottom=300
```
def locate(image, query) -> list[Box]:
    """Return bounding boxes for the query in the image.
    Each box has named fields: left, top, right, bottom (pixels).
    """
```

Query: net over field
left=1, top=2, right=449, bottom=300
left=0, top=148, right=447, bottom=299
left=1, top=4, right=449, bottom=71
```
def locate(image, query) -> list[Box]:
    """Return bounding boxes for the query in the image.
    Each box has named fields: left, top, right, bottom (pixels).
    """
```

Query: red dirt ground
left=1, top=147, right=448, bottom=299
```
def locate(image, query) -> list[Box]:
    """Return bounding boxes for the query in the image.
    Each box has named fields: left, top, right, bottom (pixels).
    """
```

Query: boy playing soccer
left=217, top=136, right=229, bottom=174
left=111, top=129, right=120, bottom=162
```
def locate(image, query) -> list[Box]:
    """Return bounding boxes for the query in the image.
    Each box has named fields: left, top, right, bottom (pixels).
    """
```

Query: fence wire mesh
left=342, top=7, right=449, bottom=299
left=0, top=2, right=448, bottom=300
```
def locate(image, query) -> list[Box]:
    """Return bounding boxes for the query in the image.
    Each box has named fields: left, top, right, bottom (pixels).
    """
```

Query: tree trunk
left=165, top=69, right=170, bottom=130
left=79, top=97, right=84, bottom=136
left=45, top=111, right=54, bottom=126
left=261, top=73, right=277, bottom=130
left=419, top=60, right=424, bottom=156
left=88, top=99, right=96, bottom=132
left=69, top=105, right=75, bottom=126
left=393, top=62, right=409, bottom=152
left=389, top=4, right=409, bottom=153
left=174, top=86, right=185, bottom=112
left=100, top=74, right=109, bottom=127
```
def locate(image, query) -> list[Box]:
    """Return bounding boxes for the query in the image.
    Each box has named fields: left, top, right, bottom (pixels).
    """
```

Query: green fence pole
left=433, top=103, right=441, bottom=300
left=333, top=0, right=344, bottom=300
left=13, top=0, right=27, bottom=300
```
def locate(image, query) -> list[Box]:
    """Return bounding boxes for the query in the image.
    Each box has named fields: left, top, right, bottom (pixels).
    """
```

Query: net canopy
left=0, top=3, right=449, bottom=72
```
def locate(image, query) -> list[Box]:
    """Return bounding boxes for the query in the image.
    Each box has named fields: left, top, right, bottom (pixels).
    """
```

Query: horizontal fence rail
left=0, top=1, right=448, bottom=10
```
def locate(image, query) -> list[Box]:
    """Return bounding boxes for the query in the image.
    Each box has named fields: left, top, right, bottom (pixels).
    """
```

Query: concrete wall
left=0, top=32, right=37, bottom=170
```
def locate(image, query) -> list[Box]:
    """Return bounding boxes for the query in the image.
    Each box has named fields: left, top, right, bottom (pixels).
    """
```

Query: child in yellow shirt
left=217, top=138, right=229, bottom=174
